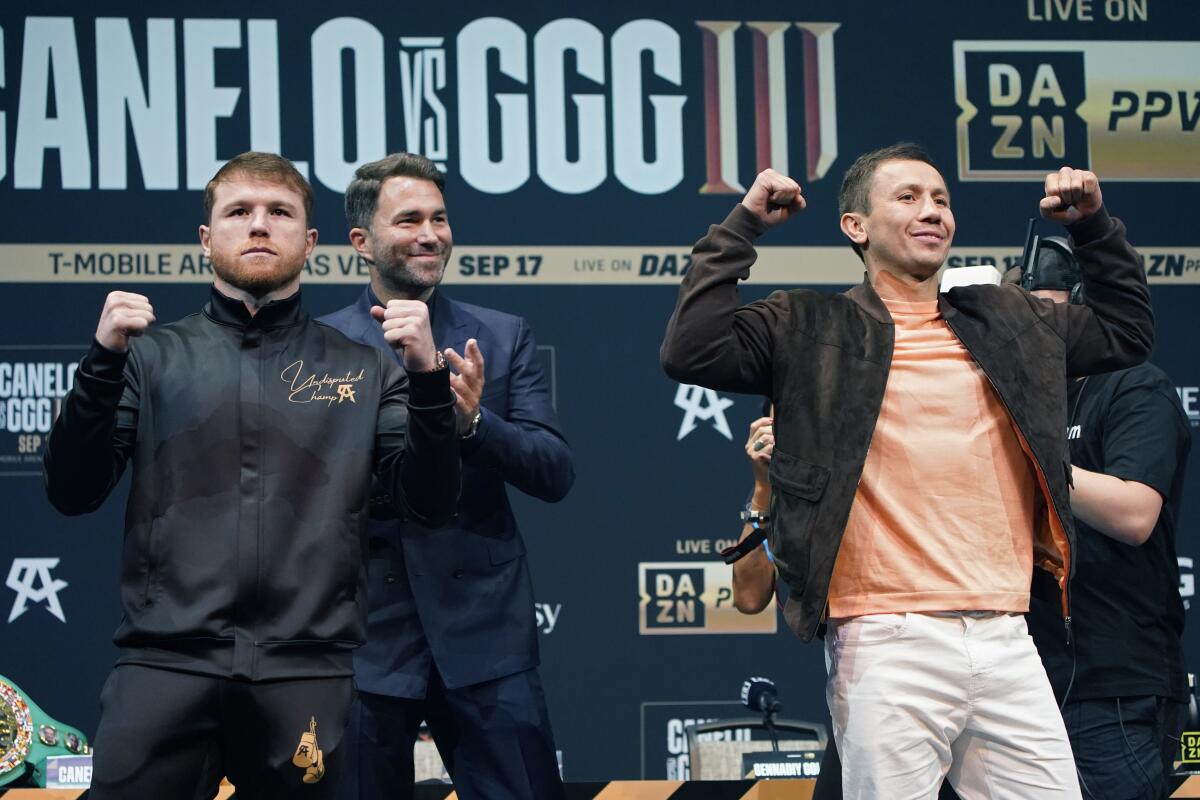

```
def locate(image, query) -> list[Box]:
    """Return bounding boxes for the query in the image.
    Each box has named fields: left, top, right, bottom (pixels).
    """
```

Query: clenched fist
left=741, top=169, right=806, bottom=228
left=95, top=291, right=155, bottom=352
left=370, top=300, right=439, bottom=372
left=1040, top=167, right=1103, bottom=225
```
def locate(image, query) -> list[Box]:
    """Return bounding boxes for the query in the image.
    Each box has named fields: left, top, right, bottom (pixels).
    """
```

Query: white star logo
left=674, top=384, right=734, bottom=441
left=7, top=558, right=68, bottom=623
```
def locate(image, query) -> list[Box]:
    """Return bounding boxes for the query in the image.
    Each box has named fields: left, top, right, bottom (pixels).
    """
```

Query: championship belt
left=0, top=674, right=90, bottom=788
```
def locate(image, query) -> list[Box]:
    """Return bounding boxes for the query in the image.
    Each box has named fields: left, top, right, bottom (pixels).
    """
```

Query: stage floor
left=10, top=778, right=1200, bottom=798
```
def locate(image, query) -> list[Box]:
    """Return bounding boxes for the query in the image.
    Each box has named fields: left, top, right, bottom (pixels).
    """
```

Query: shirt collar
left=204, top=285, right=305, bottom=329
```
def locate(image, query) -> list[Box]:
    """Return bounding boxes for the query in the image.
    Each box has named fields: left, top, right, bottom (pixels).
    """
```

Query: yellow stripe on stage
left=593, top=780, right=685, bottom=799
left=2, top=781, right=238, bottom=799
left=1173, top=775, right=1200, bottom=798
left=739, top=780, right=816, bottom=799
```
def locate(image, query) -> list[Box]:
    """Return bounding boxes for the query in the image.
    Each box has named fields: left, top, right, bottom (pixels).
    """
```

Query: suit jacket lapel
left=431, top=290, right=475, bottom=354
left=351, top=287, right=396, bottom=358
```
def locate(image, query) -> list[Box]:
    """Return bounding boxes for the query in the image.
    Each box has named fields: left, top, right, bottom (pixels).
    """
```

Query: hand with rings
left=745, top=415, right=774, bottom=486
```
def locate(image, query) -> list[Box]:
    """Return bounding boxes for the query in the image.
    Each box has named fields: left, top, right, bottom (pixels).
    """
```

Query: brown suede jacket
left=661, top=204, right=1153, bottom=642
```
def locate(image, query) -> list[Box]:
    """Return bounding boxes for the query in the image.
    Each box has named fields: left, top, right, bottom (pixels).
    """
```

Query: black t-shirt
left=1028, top=362, right=1191, bottom=702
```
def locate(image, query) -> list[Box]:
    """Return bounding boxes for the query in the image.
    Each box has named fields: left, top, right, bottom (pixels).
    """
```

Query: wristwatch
left=0, top=674, right=90, bottom=788
left=740, top=505, right=770, bottom=529
left=418, top=350, right=447, bottom=372
left=460, top=409, right=482, bottom=440
left=722, top=505, right=771, bottom=564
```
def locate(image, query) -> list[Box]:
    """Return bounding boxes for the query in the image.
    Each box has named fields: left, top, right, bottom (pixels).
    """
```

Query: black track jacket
left=43, top=288, right=460, bottom=681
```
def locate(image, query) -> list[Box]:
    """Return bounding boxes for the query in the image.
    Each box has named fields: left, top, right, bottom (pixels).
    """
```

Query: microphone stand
left=763, top=707, right=780, bottom=752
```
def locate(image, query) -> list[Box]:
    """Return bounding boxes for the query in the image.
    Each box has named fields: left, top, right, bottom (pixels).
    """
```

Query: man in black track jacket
left=42, top=152, right=460, bottom=799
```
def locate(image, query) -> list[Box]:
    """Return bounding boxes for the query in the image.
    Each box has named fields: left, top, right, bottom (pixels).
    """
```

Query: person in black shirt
left=1025, top=239, right=1191, bottom=800
left=43, top=152, right=460, bottom=799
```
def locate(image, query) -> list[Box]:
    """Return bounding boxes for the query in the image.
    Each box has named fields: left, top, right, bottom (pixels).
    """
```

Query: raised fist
left=741, top=169, right=806, bottom=228
left=95, top=291, right=155, bottom=352
left=370, top=300, right=439, bottom=372
left=1040, top=167, right=1102, bottom=225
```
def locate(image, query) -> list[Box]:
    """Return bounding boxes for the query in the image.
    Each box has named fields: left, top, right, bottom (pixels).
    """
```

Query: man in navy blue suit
left=323, top=153, right=574, bottom=800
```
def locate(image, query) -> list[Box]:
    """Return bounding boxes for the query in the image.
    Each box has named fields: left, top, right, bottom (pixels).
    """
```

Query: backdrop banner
left=1, top=0, right=1197, bottom=781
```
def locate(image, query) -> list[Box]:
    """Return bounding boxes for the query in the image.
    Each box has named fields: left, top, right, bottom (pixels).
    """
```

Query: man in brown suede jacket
left=661, top=143, right=1152, bottom=798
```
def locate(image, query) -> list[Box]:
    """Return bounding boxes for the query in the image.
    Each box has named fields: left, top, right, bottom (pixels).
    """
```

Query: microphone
left=742, top=677, right=782, bottom=752
left=741, top=677, right=782, bottom=715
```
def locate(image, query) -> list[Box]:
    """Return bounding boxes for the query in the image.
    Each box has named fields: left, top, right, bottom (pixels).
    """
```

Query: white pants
left=825, top=611, right=1081, bottom=800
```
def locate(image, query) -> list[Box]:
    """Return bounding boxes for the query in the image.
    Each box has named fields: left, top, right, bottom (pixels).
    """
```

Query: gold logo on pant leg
left=293, top=716, right=325, bottom=784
